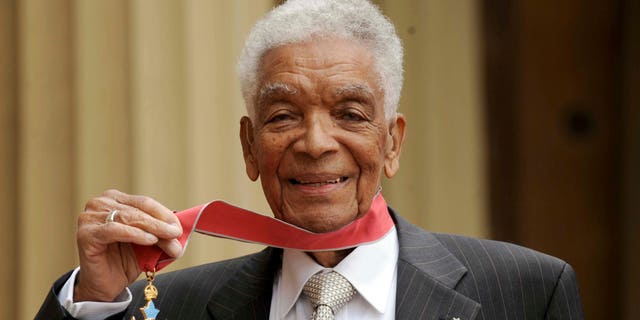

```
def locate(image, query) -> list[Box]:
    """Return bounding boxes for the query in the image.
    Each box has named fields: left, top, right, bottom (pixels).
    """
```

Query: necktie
left=303, top=271, right=356, bottom=320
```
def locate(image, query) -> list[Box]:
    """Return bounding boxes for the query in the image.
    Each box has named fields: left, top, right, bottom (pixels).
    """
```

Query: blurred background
left=0, top=0, right=637, bottom=318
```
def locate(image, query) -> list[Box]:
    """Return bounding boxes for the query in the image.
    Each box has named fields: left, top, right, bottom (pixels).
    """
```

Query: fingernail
left=146, top=233, right=159, bottom=243
left=169, top=239, right=182, bottom=256
left=170, top=224, right=182, bottom=236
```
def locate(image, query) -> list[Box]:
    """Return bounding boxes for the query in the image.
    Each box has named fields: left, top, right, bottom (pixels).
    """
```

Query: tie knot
left=303, top=271, right=355, bottom=319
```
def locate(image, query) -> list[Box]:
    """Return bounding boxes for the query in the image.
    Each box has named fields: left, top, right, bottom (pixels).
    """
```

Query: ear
left=384, top=113, right=406, bottom=178
left=240, top=116, right=260, bottom=181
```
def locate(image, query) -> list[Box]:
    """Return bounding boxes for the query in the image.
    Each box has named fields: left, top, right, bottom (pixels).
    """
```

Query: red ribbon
left=132, top=194, right=393, bottom=272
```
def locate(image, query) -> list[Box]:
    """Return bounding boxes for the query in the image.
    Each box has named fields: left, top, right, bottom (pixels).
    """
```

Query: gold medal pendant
left=131, top=269, right=160, bottom=320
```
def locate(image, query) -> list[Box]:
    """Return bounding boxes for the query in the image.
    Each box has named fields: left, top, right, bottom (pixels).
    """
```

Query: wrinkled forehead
left=254, top=41, right=383, bottom=114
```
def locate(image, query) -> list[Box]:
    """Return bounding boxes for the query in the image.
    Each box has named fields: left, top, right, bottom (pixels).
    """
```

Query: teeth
left=292, top=177, right=346, bottom=185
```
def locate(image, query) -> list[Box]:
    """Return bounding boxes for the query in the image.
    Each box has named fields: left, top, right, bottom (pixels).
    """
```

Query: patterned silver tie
left=302, top=271, right=356, bottom=320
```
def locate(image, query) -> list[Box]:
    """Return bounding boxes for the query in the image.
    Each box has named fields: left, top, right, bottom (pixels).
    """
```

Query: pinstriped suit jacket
left=37, top=208, right=584, bottom=319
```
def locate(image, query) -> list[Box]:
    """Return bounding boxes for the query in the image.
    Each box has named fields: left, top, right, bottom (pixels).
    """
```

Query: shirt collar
left=276, top=226, right=399, bottom=318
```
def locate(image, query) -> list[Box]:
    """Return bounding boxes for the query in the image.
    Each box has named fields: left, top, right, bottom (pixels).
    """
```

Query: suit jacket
left=37, top=208, right=584, bottom=319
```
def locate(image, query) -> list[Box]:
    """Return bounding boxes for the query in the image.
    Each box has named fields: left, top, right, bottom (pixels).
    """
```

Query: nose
left=292, top=114, right=340, bottom=159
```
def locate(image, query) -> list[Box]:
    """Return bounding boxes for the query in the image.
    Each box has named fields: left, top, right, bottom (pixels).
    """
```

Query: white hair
left=237, top=0, right=404, bottom=120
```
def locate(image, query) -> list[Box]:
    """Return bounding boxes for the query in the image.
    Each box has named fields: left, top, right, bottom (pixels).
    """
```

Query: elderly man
left=37, top=0, right=583, bottom=319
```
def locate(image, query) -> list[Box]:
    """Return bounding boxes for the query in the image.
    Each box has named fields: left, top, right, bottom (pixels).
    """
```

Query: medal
left=129, top=193, right=391, bottom=319
left=131, top=268, right=160, bottom=320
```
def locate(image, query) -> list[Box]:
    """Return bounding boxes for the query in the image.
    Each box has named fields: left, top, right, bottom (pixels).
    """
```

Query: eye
left=342, top=112, right=364, bottom=121
left=338, top=108, right=367, bottom=122
left=268, top=113, right=291, bottom=123
left=266, top=111, right=296, bottom=124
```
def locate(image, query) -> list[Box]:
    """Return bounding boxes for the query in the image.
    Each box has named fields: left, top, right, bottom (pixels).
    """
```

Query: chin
left=305, top=211, right=357, bottom=233
left=276, top=195, right=360, bottom=232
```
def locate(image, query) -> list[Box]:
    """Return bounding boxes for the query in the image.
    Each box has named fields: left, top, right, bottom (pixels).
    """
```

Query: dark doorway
left=481, top=0, right=638, bottom=318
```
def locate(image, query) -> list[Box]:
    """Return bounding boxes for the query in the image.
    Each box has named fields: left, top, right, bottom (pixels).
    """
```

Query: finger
left=90, top=222, right=160, bottom=246
left=91, top=190, right=182, bottom=238
left=84, top=207, right=182, bottom=240
left=105, top=189, right=182, bottom=230
left=156, top=238, right=183, bottom=258
left=84, top=194, right=123, bottom=213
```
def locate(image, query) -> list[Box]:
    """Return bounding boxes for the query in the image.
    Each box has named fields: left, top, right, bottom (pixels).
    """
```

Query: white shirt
left=59, top=268, right=133, bottom=320
left=59, top=228, right=399, bottom=319
left=270, top=227, right=398, bottom=319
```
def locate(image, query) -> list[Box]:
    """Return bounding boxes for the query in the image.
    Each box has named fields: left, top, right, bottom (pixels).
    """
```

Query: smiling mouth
left=289, top=177, right=348, bottom=187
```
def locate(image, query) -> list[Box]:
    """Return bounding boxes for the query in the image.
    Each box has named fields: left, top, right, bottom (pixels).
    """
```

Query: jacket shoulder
left=392, top=208, right=583, bottom=318
left=392, top=208, right=569, bottom=282
left=432, top=232, right=568, bottom=278
left=432, top=233, right=580, bottom=317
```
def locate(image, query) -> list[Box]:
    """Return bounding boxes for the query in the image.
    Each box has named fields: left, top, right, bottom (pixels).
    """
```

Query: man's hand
left=73, top=189, right=183, bottom=302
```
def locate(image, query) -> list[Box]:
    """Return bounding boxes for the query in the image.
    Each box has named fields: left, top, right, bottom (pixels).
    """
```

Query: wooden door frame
left=480, top=0, right=636, bottom=317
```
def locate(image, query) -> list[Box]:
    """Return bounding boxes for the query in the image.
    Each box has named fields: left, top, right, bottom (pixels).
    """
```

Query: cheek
left=354, top=131, right=389, bottom=173
left=255, top=135, right=291, bottom=176
left=351, top=141, right=386, bottom=178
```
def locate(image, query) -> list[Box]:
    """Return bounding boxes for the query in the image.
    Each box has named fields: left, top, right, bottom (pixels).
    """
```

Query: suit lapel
left=392, top=209, right=481, bottom=320
left=204, top=209, right=481, bottom=319
left=206, top=248, right=281, bottom=320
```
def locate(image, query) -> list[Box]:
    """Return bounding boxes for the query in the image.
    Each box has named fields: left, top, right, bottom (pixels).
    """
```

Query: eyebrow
left=257, top=82, right=298, bottom=106
left=334, top=83, right=375, bottom=100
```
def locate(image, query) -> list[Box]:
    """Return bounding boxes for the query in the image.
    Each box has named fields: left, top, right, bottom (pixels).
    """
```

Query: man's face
left=240, top=38, right=405, bottom=233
